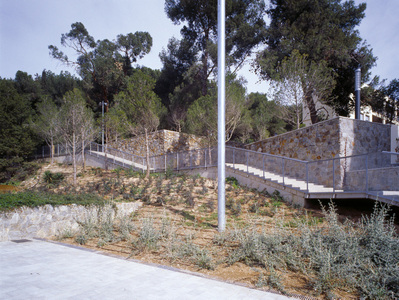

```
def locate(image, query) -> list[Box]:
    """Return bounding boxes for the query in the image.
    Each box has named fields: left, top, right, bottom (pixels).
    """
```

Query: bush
left=43, top=170, right=64, bottom=184
left=226, top=176, right=239, bottom=189
left=225, top=201, right=399, bottom=298
left=0, top=191, right=106, bottom=211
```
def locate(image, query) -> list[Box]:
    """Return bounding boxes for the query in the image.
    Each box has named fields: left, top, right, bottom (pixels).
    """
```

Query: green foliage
left=256, top=0, right=376, bottom=120
left=270, top=50, right=336, bottom=129
left=43, top=171, right=64, bottom=184
left=226, top=176, right=239, bottom=189
left=186, top=74, right=250, bottom=143
left=247, top=92, right=287, bottom=141
left=0, top=78, right=39, bottom=182
left=49, top=22, right=153, bottom=106
left=0, top=192, right=106, bottom=212
left=165, top=0, right=266, bottom=95
left=115, top=70, right=166, bottom=136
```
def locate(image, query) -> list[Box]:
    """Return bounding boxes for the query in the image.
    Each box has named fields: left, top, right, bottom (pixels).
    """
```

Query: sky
left=1, top=0, right=398, bottom=94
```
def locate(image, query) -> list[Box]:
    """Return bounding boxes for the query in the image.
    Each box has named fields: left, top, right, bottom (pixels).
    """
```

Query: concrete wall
left=110, top=130, right=206, bottom=157
left=0, top=202, right=141, bottom=242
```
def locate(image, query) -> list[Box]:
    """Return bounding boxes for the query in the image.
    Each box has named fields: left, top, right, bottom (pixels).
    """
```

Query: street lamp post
left=101, top=101, right=107, bottom=152
left=355, top=66, right=361, bottom=120
left=217, top=0, right=226, bottom=232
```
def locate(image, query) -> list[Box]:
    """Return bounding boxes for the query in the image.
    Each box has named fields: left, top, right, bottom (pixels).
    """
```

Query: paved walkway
left=0, top=239, right=294, bottom=300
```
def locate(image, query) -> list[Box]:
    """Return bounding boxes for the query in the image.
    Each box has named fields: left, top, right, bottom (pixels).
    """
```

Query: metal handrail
left=39, top=142, right=399, bottom=196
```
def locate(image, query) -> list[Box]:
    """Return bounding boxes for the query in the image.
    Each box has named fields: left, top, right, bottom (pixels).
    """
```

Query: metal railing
left=87, top=142, right=218, bottom=173
left=37, top=142, right=399, bottom=199
left=33, top=144, right=70, bottom=159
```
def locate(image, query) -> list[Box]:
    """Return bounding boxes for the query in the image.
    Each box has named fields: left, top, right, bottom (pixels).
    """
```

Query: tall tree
left=365, top=78, right=399, bottom=123
left=59, top=88, right=95, bottom=185
left=116, top=32, right=153, bottom=76
left=114, top=71, right=166, bottom=177
left=49, top=22, right=153, bottom=107
left=0, top=79, right=38, bottom=182
left=30, top=97, right=60, bottom=164
left=165, top=0, right=267, bottom=96
left=14, top=71, right=43, bottom=109
left=39, top=70, right=81, bottom=106
left=156, top=37, right=198, bottom=110
left=186, top=75, right=251, bottom=144
left=271, top=50, right=335, bottom=129
left=255, top=0, right=376, bottom=124
left=248, top=92, right=287, bottom=141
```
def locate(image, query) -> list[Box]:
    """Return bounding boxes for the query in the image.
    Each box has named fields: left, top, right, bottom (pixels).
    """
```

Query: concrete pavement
left=0, top=238, right=295, bottom=300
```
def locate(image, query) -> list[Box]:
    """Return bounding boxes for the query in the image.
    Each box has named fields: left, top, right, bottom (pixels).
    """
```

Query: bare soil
left=18, top=162, right=394, bottom=299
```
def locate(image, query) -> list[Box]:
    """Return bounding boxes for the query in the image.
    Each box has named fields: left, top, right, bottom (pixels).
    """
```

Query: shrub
left=224, top=201, right=399, bottom=298
left=43, top=170, right=64, bottom=184
left=226, top=176, right=239, bottom=189
left=0, top=191, right=106, bottom=211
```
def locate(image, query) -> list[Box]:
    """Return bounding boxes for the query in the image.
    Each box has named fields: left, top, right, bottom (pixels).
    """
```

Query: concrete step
left=226, top=163, right=333, bottom=193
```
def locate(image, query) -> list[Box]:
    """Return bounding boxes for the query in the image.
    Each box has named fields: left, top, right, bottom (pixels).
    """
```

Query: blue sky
left=1, top=0, right=398, bottom=94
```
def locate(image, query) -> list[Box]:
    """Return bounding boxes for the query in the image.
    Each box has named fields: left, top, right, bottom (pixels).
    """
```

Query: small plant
left=56, top=228, right=75, bottom=240
left=226, top=176, right=239, bottom=189
left=134, top=218, right=160, bottom=251
left=195, top=249, right=214, bottom=270
left=206, top=199, right=215, bottom=212
left=43, top=170, right=64, bottom=184
left=75, top=234, right=88, bottom=245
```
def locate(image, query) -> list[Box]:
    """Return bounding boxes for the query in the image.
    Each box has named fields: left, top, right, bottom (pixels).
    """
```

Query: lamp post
left=101, top=101, right=107, bottom=152
left=355, top=66, right=361, bottom=120
left=217, top=0, right=226, bottom=232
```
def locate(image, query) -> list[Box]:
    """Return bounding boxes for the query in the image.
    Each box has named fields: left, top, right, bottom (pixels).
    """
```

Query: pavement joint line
left=32, top=238, right=294, bottom=299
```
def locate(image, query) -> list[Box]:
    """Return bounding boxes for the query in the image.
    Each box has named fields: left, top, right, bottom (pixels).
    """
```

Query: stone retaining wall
left=110, top=130, right=206, bottom=157
left=246, top=117, right=391, bottom=161
left=245, top=117, right=392, bottom=188
left=0, top=202, right=142, bottom=242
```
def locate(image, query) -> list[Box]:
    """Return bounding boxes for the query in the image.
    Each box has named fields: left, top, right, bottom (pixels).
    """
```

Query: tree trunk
left=201, top=30, right=210, bottom=96
left=50, top=137, right=54, bottom=165
left=72, top=132, right=77, bottom=186
left=305, top=88, right=319, bottom=124
left=82, top=132, right=86, bottom=170
left=145, top=128, right=150, bottom=178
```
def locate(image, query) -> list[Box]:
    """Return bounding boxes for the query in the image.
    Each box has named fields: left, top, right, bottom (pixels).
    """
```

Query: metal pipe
left=365, top=153, right=369, bottom=191
left=233, top=148, right=235, bottom=169
left=262, top=154, right=265, bottom=179
left=306, top=163, right=309, bottom=193
left=355, top=66, right=361, bottom=120
left=333, top=158, right=335, bottom=193
left=246, top=151, right=249, bottom=173
left=217, top=0, right=226, bottom=232
left=282, top=158, right=285, bottom=186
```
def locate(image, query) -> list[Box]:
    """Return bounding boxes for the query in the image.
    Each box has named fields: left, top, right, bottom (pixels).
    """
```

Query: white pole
left=218, top=0, right=226, bottom=232
left=102, top=101, right=104, bottom=152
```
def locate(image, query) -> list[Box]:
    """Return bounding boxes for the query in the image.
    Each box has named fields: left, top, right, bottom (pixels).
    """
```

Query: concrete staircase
left=226, top=163, right=340, bottom=193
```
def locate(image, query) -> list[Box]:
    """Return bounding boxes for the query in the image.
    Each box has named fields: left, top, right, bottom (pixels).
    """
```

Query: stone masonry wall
left=246, top=117, right=391, bottom=161
left=339, top=117, right=391, bottom=157
left=245, top=117, right=392, bottom=189
left=246, top=118, right=342, bottom=161
left=110, top=130, right=206, bottom=157
left=0, top=202, right=141, bottom=242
